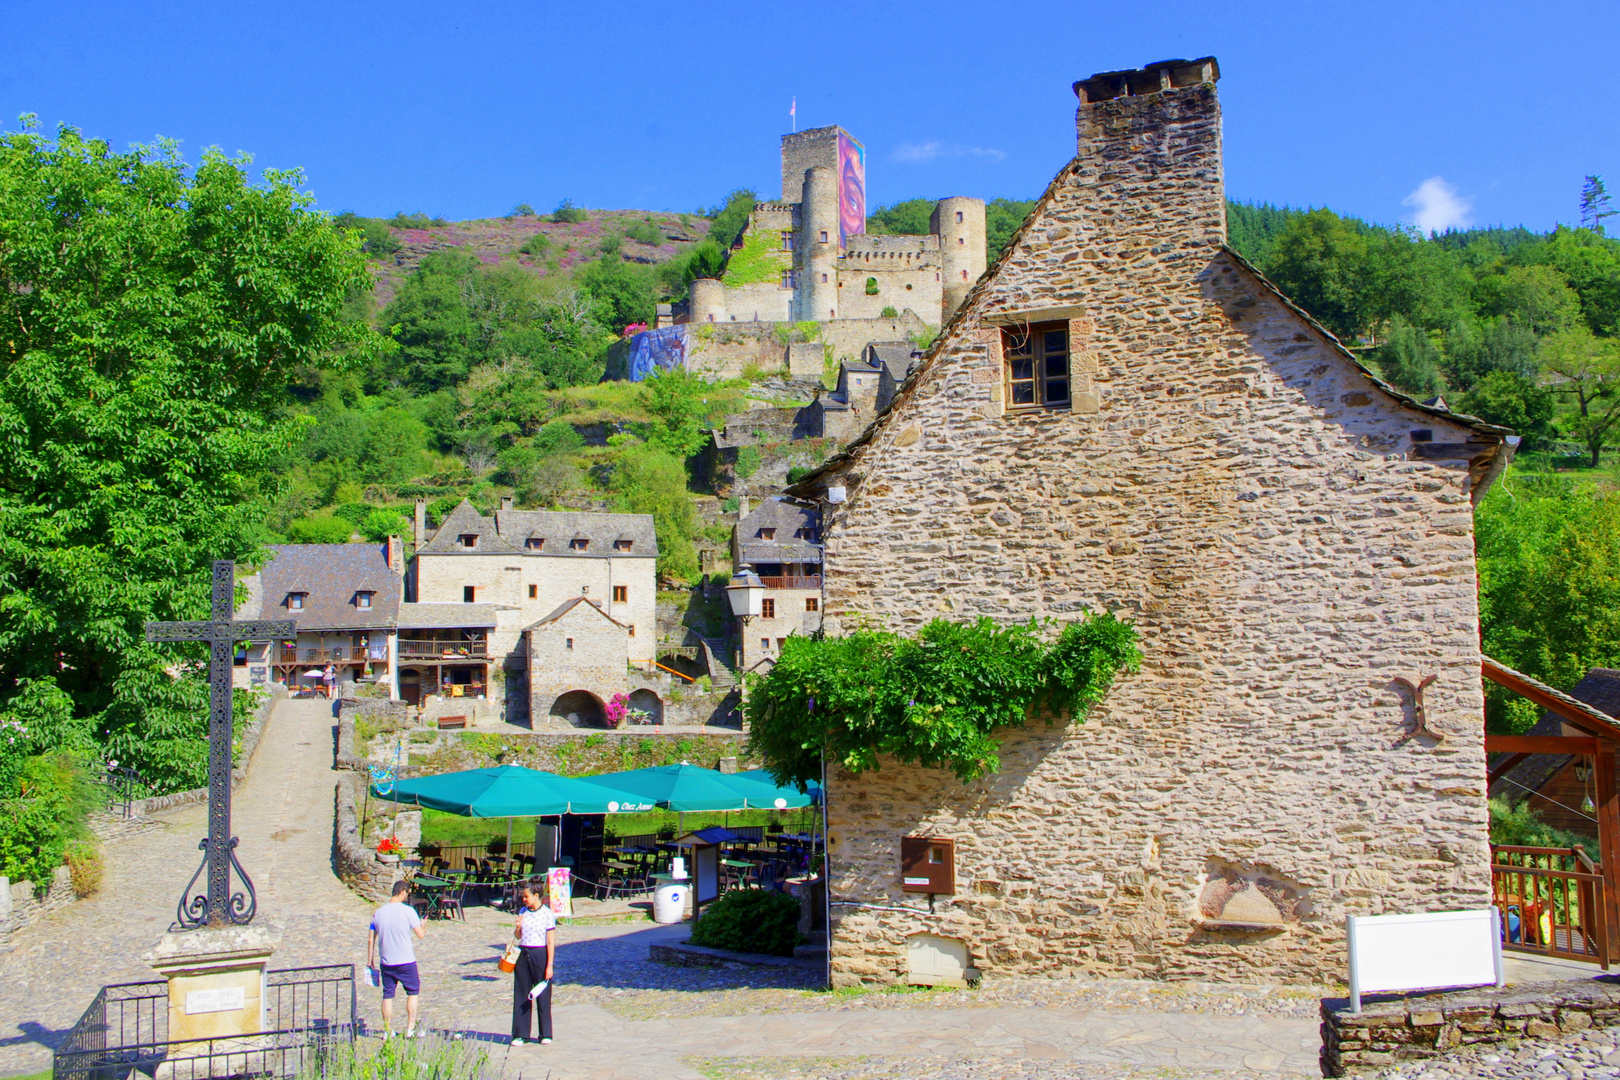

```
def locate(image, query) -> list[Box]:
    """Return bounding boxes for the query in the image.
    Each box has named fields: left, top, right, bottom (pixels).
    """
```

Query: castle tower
left=798, top=165, right=839, bottom=321
left=780, top=126, right=845, bottom=203
left=932, top=197, right=986, bottom=322
left=689, top=277, right=726, bottom=323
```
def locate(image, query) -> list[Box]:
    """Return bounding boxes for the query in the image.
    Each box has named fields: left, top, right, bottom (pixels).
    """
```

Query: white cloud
left=1403, top=177, right=1473, bottom=235
left=892, top=142, right=1006, bottom=165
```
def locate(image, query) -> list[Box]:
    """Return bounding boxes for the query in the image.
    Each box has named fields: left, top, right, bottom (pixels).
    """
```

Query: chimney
left=1071, top=57, right=1224, bottom=247
left=414, top=499, right=427, bottom=550
left=500, top=496, right=514, bottom=512
left=386, top=536, right=403, bottom=574
left=737, top=494, right=751, bottom=519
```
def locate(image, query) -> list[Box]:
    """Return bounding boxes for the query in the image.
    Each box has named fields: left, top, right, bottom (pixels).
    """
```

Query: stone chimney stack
left=414, top=499, right=427, bottom=551
left=1071, top=57, right=1224, bottom=248
left=500, top=496, right=514, bottom=512
left=737, top=494, right=751, bottom=519
left=386, top=536, right=403, bottom=574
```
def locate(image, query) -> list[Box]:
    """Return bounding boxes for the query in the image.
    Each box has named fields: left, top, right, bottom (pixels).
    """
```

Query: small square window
left=759, top=528, right=776, bottom=540
left=806, top=597, right=818, bottom=612
left=571, top=538, right=589, bottom=551
left=629, top=624, right=635, bottom=637
left=761, top=637, right=770, bottom=650
left=527, top=538, right=544, bottom=550
left=761, top=598, right=776, bottom=619
left=459, top=533, right=477, bottom=548
left=819, top=230, right=828, bottom=243
left=821, top=273, right=828, bottom=283
left=955, top=210, right=963, bottom=224
left=1003, top=322, right=1070, bottom=410
left=613, top=585, right=628, bottom=603
left=288, top=593, right=306, bottom=611
left=566, top=638, right=574, bottom=650
left=781, top=231, right=793, bottom=251
left=780, top=269, right=794, bottom=289
left=356, top=591, right=373, bottom=609
left=614, top=539, right=632, bottom=552
left=528, top=584, right=538, bottom=599
left=463, top=586, right=476, bottom=603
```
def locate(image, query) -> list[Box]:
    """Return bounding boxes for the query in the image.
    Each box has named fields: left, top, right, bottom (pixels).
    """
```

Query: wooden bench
left=436, top=715, right=468, bottom=730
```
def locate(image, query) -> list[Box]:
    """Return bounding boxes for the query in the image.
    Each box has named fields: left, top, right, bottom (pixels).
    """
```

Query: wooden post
left=1595, top=745, right=1620, bottom=963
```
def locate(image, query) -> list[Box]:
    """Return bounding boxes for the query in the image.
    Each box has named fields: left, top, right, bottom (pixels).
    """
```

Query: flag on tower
left=790, top=97, right=796, bottom=132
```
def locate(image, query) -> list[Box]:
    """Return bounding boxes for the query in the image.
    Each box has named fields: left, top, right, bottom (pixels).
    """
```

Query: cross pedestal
left=143, top=925, right=281, bottom=1079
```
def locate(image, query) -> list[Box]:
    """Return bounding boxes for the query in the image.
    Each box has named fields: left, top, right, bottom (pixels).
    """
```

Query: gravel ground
left=1368, top=1025, right=1620, bottom=1079
left=680, top=1054, right=1249, bottom=1080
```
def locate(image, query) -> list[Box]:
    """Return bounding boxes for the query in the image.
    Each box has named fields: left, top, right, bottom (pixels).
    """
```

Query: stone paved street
left=0, top=698, right=1322, bottom=1078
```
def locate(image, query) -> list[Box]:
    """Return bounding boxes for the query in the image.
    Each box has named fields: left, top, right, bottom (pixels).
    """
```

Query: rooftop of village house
left=253, top=542, right=402, bottom=632
left=415, top=498, right=658, bottom=558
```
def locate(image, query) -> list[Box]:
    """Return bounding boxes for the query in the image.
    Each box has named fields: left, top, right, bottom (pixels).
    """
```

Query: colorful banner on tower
left=837, top=132, right=866, bottom=247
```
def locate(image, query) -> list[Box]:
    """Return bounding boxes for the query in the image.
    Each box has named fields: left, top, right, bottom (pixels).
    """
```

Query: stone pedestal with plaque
left=144, top=925, right=280, bottom=1077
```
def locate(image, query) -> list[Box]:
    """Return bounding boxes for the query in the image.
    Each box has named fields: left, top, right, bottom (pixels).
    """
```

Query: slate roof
left=525, top=596, right=625, bottom=630
left=737, top=497, right=822, bottom=565
left=256, top=544, right=401, bottom=632
left=1491, top=669, right=1620, bottom=806
left=396, top=603, right=499, bottom=629
left=496, top=508, right=659, bottom=558
left=863, top=341, right=921, bottom=382
left=415, top=500, right=522, bottom=556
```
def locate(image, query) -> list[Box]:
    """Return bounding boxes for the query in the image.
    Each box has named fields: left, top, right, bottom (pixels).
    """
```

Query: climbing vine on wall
left=720, top=228, right=792, bottom=288
left=743, top=613, right=1141, bottom=785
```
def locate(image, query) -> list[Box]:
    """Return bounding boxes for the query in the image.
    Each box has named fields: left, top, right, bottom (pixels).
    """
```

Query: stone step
left=792, top=943, right=829, bottom=962
left=803, top=929, right=827, bottom=945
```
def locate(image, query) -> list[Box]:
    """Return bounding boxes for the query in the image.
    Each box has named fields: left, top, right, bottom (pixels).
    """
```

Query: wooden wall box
left=900, top=836, right=955, bottom=895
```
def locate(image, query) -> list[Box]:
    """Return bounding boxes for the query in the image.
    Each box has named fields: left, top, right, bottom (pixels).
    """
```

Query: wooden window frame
left=1002, top=322, right=1071, bottom=411
left=356, top=591, right=373, bottom=610
left=458, top=533, right=477, bottom=548
left=806, top=597, right=819, bottom=612
left=612, top=585, right=628, bottom=603
left=761, top=598, right=776, bottom=619
left=528, top=584, right=538, bottom=599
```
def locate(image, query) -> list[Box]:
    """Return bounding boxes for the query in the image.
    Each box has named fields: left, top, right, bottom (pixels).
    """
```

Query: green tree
left=1455, top=372, right=1555, bottom=449
left=1541, top=327, right=1620, bottom=466
left=286, top=517, right=356, bottom=543
left=704, top=189, right=758, bottom=250
left=866, top=198, right=935, bottom=236
left=1478, top=264, right=1582, bottom=334
left=1264, top=209, right=1373, bottom=341
left=576, top=257, right=657, bottom=332
left=610, top=445, right=698, bottom=580
left=1443, top=316, right=1539, bottom=389
left=985, top=198, right=1037, bottom=262
left=639, top=368, right=714, bottom=458
left=361, top=508, right=410, bottom=542
left=0, top=121, right=379, bottom=790
left=1580, top=176, right=1615, bottom=236
left=1368, top=316, right=1443, bottom=396
left=551, top=199, right=587, bottom=224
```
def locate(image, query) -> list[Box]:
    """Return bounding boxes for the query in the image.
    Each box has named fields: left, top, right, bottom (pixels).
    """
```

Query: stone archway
left=628, top=688, right=664, bottom=725
left=550, top=690, right=607, bottom=728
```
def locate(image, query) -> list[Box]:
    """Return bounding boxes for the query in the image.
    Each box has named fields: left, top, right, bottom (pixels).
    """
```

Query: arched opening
left=628, top=689, right=663, bottom=725
left=550, top=690, right=606, bottom=728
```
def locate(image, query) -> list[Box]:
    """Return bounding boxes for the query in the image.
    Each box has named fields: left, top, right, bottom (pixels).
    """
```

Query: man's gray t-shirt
left=373, top=901, right=422, bottom=966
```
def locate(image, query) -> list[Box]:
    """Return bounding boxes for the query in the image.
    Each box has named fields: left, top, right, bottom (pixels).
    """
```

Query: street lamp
left=725, top=565, right=765, bottom=622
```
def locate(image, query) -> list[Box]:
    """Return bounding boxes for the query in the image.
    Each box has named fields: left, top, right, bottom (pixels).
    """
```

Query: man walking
left=368, top=880, right=426, bottom=1037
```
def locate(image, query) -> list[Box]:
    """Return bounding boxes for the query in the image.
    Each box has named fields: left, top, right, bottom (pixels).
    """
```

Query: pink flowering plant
left=604, top=693, right=630, bottom=729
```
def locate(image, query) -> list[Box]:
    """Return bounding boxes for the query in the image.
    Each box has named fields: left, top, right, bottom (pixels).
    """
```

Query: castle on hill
left=610, top=127, right=988, bottom=384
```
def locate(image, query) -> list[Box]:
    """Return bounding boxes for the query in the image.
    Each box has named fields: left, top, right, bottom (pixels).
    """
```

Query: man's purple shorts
left=380, top=962, right=420, bottom=999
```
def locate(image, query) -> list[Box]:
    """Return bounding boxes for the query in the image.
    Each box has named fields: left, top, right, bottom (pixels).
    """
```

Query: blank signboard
left=1347, top=909, right=1503, bottom=1012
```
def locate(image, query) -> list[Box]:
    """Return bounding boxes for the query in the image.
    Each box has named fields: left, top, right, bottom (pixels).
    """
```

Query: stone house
left=731, top=496, right=823, bottom=671
left=406, top=497, right=659, bottom=724
left=528, top=597, right=663, bottom=727
left=234, top=540, right=404, bottom=696
left=788, top=57, right=1519, bottom=986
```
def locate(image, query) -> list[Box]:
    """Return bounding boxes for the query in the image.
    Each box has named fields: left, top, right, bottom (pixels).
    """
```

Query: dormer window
left=355, top=591, right=374, bottom=610
left=570, top=538, right=589, bottom=551
left=458, top=533, right=477, bottom=549
left=526, top=538, right=544, bottom=551
left=287, top=592, right=307, bottom=611
left=614, top=540, right=632, bottom=552
left=758, top=528, right=776, bottom=540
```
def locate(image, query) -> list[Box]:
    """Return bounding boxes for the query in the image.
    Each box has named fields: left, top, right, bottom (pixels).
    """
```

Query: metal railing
left=398, top=639, right=488, bottom=660
left=101, top=765, right=147, bottom=819
left=759, top=575, right=821, bottom=590
left=1491, top=845, right=1609, bottom=969
left=54, top=964, right=356, bottom=1080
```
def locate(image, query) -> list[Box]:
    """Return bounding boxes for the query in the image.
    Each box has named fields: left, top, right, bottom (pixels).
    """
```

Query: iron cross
left=145, top=560, right=296, bottom=929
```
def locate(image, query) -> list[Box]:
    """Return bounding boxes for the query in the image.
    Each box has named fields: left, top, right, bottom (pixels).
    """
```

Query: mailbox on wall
left=900, top=836, right=955, bottom=895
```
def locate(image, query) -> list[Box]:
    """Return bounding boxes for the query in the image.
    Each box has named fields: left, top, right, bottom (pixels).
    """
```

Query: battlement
left=1072, top=56, right=1218, bottom=104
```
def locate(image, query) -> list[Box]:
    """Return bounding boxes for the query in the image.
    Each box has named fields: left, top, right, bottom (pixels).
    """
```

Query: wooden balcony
left=759, top=575, right=821, bottom=590
left=399, top=638, right=488, bottom=661
left=277, top=646, right=388, bottom=665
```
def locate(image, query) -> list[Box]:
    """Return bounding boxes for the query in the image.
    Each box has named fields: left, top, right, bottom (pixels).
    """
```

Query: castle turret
left=932, top=196, right=986, bottom=322
left=799, top=165, right=839, bottom=321
left=689, top=277, right=726, bottom=323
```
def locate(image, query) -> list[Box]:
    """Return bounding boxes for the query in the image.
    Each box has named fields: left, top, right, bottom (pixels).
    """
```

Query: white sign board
left=1347, top=909, right=1503, bottom=1012
left=185, top=987, right=246, bottom=1015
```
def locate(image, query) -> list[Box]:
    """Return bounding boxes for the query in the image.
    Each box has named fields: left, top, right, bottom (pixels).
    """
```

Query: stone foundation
left=1321, top=979, right=1620, bottom=1076
left=333, top=776, right=400, bottom=904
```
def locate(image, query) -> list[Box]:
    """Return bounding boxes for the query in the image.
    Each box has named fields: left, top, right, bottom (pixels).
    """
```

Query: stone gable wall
left=811, top=79, right=1498, bottom=986
left=529, top=606, right=631, bottom=727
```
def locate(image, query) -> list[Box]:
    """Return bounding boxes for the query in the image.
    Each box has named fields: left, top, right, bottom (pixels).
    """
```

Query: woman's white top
left=517, top=904, right=556, bottom=946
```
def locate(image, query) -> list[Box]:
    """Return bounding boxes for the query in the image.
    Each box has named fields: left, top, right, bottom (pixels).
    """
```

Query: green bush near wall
left=720, top=230, right=792, bottom=288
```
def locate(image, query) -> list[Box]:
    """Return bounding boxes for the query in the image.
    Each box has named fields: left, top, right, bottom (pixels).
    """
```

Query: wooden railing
left=277, top=646, right=387, bottom=664
left=1491, top=845, right=1609, bottom=969
left=398, top=639, right=488, bottom=660
left=759, top=575, right=821, bottom=590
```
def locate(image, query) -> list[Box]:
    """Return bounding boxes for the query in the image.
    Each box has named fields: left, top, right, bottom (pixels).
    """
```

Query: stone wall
left=804, top=68, right=1508, bottom=986
left=0, top=866, right=76, bottom=944
left=334, top=775, right=401, bottom=904
left=529, top=602, right=630, bottom=727
left=1321, top=980, right=1620, bottom=1076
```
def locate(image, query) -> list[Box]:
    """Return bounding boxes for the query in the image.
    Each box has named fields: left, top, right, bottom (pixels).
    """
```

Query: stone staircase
left=697, top=636, right=738, bottom=690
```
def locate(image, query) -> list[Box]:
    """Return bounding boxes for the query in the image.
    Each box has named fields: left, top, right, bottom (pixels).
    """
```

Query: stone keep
left=791, top=58, right=1516, bottom=986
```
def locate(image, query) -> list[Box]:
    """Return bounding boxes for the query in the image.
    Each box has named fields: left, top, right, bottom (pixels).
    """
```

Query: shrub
left=65, top=837, right=103, bottom=897
left=510, top=203, right=536, bottom=217
left=333, top=502, right=373, bottom=527
left=286, top=517, right=355, bottom=543
left=626, top=219, right=663, bottom=245
left=689, top=888, right=802, bottom=956
left=552, top=199, right=588, bottom=224
left=362, top=508, right=410, bottom=542
left=0, top=753, right=96, bottom=887
left=881, top=306, right=899, bottom=318
left=786, top=466, right=810, bottom=485
left=734, top=445, right=761, bottom=479
left=865, top=277, right=879, bottom=295
left=389, top=212, right=446, bottom=230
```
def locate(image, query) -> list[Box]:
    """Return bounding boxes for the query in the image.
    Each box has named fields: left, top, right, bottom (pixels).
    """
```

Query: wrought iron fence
left=54, top=964, right=356, bottom=1080
left=100, top=765, right=147, bottom=819
left=1491, top=845, right=1609, bottom=969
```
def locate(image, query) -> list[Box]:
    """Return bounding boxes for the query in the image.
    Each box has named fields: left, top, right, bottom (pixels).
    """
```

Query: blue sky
left=3, top=0, right=1616, bottom=233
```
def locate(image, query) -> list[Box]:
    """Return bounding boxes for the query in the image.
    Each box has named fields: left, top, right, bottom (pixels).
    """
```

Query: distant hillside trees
left=703, top=189, right=758, bottom=250
left=866, top=197, right=1038, bottom=263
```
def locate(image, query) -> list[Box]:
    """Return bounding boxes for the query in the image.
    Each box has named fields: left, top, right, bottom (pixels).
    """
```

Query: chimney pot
left=500, top=496, right=514, bottom=512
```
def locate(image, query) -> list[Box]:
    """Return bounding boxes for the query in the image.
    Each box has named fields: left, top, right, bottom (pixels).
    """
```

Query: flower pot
left=376, top=853, right=400, bottom=865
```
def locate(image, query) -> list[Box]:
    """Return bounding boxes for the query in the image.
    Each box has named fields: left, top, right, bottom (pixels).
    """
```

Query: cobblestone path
left=0, top=696, right=1321, bottom=1079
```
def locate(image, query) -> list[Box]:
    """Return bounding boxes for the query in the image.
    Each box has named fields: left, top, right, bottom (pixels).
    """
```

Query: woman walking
left=510, top=877, right=555, bottom=1046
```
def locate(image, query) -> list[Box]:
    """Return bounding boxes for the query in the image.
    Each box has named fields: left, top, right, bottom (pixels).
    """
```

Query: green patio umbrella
left=371, top=764, right=657, bottom=816
left=732, top=769, right=822, bottom=809
left=591, top=763, right=817, bottom=812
